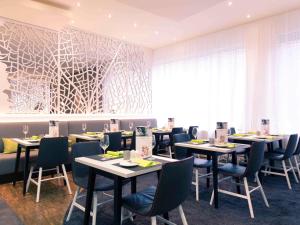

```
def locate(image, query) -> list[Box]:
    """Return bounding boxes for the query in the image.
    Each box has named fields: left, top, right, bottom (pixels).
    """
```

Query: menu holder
left=110, top=119, right=120, bottom=132
left=215, top=122, right=228, bottom=144
left=49, top=120, right=59, bottom=137
left=135, top=126, right=152, bottom=158
left=261, top=119, right=270, bottom=135
left=168, top=118, right=175, bottom=130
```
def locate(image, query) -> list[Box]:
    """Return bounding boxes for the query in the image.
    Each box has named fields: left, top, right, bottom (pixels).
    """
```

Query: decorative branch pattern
left=0, top=18, right=151, bottom=114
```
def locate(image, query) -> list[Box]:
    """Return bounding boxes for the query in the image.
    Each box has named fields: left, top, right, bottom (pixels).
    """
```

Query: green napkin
left=226, top=143, right=236, bottom=148
left=102, top=151, right=123, bottom=158
left=232, top=133, right=247, bottom=137
left=134, top=159, right=160, bottom=168
left=85, top=132, right=96, bottom=135
left=190, top=139, right=205, bottom=144
left=30, top=135, right=40, bottom=140
left=122, top=131, right=133, bottom=136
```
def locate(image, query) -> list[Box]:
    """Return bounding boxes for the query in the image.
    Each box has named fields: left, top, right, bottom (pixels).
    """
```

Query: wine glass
left=23, top=124, right=29, bottom=139
left=104, top=123, right=109, bottom=132
left=129, top=122, right=134, bottom=131
left=146, top=121, right=151, bottom=128
left=82, top=122, right=87, bottom=133
left=192, top=127, right=198, bottom=139
left=99, top=135, right=109, bottom=153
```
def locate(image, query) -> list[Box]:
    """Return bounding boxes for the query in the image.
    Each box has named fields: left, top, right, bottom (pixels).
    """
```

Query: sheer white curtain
left=152, top=9, right=300, bottom=134
left=152, top=29, right=247, bottom=133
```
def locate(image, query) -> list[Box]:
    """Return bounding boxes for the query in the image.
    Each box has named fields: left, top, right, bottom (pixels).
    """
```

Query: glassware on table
left=22, top=124, right=29, bottom=139
left=192, top=127, right=198, bottom=139
left=104, top=123, right=109, bottom=132
left=129, top=122, right=134, bottom=131
left=146, top=121, right=151, bottom=128
left=82, top=122, right=87, bottom=133
left=209, top=138, right=215, bottom=144
left=99, top=134, right=109, bottom=153
left=123, top=150, right=131, bottom=161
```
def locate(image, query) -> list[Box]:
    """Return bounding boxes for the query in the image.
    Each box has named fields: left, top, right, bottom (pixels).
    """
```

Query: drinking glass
left=146, top=121, right=151, bottom=128
left=129, top=122, right=134, bottom=131
left=23, top=124, right=29, bottom=139
left=192, top=127, right=198, bottom=139
left=99, top=135, right=109, bottom=153
left=104, top=123, right=109, bottom=132
left=82, top=122, right=87, bottom=133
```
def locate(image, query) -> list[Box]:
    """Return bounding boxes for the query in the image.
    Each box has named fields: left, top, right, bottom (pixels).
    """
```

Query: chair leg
left=244, top=177, right=254, bottom=218
left=294, top=155, right=300, bottom=179
left=288, top=159, right=299, bottom=183
left=282, top=160, right=292, bottom=189
left=151, top=216, right=157, bottom=225
left=255, top=173, right=269, bottom=207
left=209, top=190, right=214, bottom=205
left=66, top=187, right=80, bottom=221
left=36, top=167, right=42, bottom=203
left=92, top=192, right=97, bottom=225
left=195, top=169, right=199, bottom=201
left=62, top=164, right=72, bottom=194
left=179, top=205, right=188, bottom=225
left=26, top=166, right=33, bottom=193
left=56, top=166, right=61, bottom=185
left=169, top=146, right=172, bottom=158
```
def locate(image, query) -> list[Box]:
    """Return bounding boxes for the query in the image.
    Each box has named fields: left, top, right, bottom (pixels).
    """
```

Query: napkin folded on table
left=190, top=139, right=205, bottom=144
left=133, top=159, right=160, bottom=168
left=226, top=143, right=236, bottom=148
left=232, top=134, right=247, bottom=137
left=102, top=151, right=123, bottom=158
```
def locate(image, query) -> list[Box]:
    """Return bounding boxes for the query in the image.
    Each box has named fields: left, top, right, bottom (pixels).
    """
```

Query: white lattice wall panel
left=0, top=18, right=151, bottom=114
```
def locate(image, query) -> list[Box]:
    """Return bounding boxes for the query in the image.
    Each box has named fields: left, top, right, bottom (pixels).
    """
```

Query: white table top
left=12, top=138, right=40, bottom=147
left=228, top=135, right=284, bottom=143
left=174, top=142, right=250, bottom=153
left=75, top=155, right=176, bottom=178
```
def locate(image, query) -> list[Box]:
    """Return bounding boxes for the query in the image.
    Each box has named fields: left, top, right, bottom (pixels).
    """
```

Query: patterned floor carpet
left=63, top=172, right=300, bottom=225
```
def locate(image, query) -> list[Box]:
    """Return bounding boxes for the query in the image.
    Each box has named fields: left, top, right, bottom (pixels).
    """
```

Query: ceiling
left=0, top=0, right=300, bottom=49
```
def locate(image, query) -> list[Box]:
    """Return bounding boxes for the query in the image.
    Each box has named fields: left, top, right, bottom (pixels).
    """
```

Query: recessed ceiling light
left=133, top=23, right=137, bottom=28
left=246, top=14, right=251, bottom=19
left=227, top=1, right=233, bottom=6
left=108, top=13, right=112, bottom=19
left=122, top=35, right=126, bottom=40
left=154, top=31, right=159, bottom=35
left=70, top=20, right=75, bottom=24
left=76, top=2, right=80, bottom=7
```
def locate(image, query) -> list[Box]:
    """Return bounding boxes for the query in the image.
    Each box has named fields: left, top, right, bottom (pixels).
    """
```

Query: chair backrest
left=188, top=126, right=198, bottom=139
left=36, top=137, right=68, bottom=168
left=173, top=133, right=191, bottom=159
left=283, top=134, right=298, bottom=159
left=148, top=157, right=194, bottom=216
left=104, top=131, right=122, bottom=151
left=244, top=141, right=265, bottom=177
left=229, top=127, right=236, bottom=135
left=71, top=142, right=103, bottom=186
left=294, top=138, right=300, bottom=155
left=170, top=127, right=184, bottom=146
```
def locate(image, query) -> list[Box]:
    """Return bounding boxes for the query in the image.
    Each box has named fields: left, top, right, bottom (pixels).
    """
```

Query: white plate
left=214, top=144, right=228, bottom=148
left=119, top=160, right=138, bottom=167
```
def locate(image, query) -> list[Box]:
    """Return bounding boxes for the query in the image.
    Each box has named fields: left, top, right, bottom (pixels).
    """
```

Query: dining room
left=1, top=1, right=300, bottom=225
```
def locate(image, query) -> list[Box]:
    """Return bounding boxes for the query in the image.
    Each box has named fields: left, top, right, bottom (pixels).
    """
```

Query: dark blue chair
left=262, top=134, right=299, bottom=189
left=26, top=137, right=72, bottom=203
left=292, top=139, right=300, bottom=179
left=210, top=141, right=269, bottom=218
left=173, top=133, right=212, bottom=201
left=104, top=131, right=122, bottom=151
left=66, top=141, right=114, bottom=225
left=229, top=127, right=236, bottom=135
left=121, top=156, right=194, bottom=225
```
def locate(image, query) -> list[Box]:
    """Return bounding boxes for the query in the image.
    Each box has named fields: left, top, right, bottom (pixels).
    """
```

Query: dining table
left=76, top=155, right=177, bottom=225
left=12, top=138, right=40, bottom=196
left=174, top=142, right=250, bottom=209
left=152, top=129, right=172, bottom=155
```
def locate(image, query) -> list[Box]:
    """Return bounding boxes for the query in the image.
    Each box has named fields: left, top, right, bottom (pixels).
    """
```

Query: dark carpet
left=0, top=198, right=24, bottom=225
left=63, top=173, right=300, bottom=225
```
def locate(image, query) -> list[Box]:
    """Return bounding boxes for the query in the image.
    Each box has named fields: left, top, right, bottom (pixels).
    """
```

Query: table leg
left=113, top=176, right=123, bottom=225
left=207, top=155, right=211, bottom=188
left=83, top=168, right=96, bottom=225
left=212, top=154, right=219, bottom=208
left=131, top=177, right=136, bottom=194
left=123, top=138, right=127, bottom=149
left=23, top=147, right=30, bottom=196
left=153, top=134, right=160, bottom=155
left=231, top=152, right=241, bottom=194
left=13, top=144, right=22, bottom=186
left=279, top=140, right=283, bottom=149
